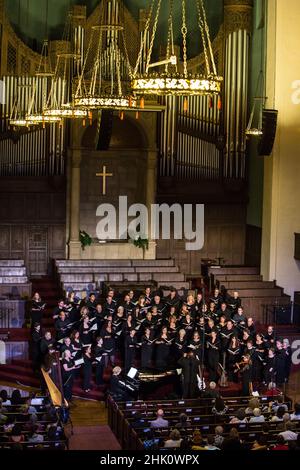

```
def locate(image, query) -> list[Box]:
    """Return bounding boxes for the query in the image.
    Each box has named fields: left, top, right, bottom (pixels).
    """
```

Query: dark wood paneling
left=245, top=224, right=262, bottom=267
left=0, top=177, right=66, bottom=274
left=156, top=204, right=246, bottom=275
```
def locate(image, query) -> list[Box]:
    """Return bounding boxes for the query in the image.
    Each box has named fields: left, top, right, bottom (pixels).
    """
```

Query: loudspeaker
left=257, top=109, right=278, bottom=156
left=95, top=109, right=114, bottom=151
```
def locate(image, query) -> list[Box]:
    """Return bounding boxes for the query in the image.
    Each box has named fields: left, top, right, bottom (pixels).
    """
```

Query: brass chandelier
left=43, top=12, right=88, bottom=121
left=131, top=0, right=223, bottom=97
left=26, top=40, right=61, bottom=124
left=74, top=0, right=137, bottom=111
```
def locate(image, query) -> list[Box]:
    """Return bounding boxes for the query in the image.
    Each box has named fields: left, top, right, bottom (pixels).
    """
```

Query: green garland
left=133, top=237, right=149, bottom=251
left=79, top=230, right=92, bottom=250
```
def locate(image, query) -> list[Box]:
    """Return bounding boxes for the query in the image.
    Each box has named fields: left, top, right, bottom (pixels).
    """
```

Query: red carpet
left=69, top=425, right=121, bottom=450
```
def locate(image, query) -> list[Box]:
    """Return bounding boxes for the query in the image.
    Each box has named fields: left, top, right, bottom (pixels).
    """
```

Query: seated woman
left=164, top=429, right=182, bottom=448
left=229, top=408, right=247, bottom=424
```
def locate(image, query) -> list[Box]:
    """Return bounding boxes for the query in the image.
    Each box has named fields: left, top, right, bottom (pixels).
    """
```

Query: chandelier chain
left=146, top=0, right=162, bottom=74
left=133, top=0, right=156, bottom=77
left=181, top=0, right=188, bottom=78
left=197, top=0, right=217, bottom=75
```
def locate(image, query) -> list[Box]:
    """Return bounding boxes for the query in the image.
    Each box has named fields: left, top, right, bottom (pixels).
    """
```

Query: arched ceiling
left=4, top=0, right=223, bottom=58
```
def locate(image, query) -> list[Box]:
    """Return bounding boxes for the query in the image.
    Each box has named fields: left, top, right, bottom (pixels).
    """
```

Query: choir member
left=195, top=292, right=204, bottom=312
left=283, top=338, right=292, bottom=384
left=164, top=288, right=181, bottom=314
left=94, top=303, right=105, bottom=332
left=155, top=326, right=173, bottom=370
left=62, top=350, right=76, bottom=401
left=40, top=331, right=55, bottom=364
left=188, top=331, right=204, bottom=364
left=232, top=307, right=247, bottom=338
left=167, top=315, right=179, bottom=338
left=79, top=315, right=93, bottom=346
left=70, top=330, right=83, bottom=362
left=239, top=354, right=253, bottom=396
left=264, top=325, right=275, bottom=348
left=178, top=351, right=201, bottom=399
left=103, top=296, right=116, bottom=317
left=252, top=334, right=267, bottom=383
left=30, top=292, right=46, bottom=325
left=180, top=313, right=194, bottom=339
left=100, top=322, right=116, bottom=367
left=31, top=323, right=42, bottom=373
left=94, top=337, right=105, bottom=386
left=206, top=329, right=220, bottom=382
left=151, top=294, right=165, bottom=315
left=246, top=317, right=256, bottom=339
left=144, top=286, right=153, bottom=305
left=209, top=288, right=223, bottom=311
left=184, top=294, right=196, bottom=318
left=227, top=291, right=242, bottom=315
left=124, top=329, right=137, bottom=372
left=121, top=294, right=135, bottom=316
left=52, top=300, right=67, bottom=321
left=263, top=348, right=276, bottom=385
left=216, top=302, right=231, bottom=321
left=82, top=346, right=93, bottom=392
left=173, top=329, right=187, bottom=362
left=141, top=328, right=155, bottom=369
left=274, top=340, right=287, bottom=386
left=226, top=336, right=241, bottom=382
left=60, top=337, right=72, bottom=356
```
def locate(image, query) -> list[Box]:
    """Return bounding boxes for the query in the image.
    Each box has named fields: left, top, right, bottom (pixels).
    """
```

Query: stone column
left=145, top=149, right=158, bottom=260
left=223, top=0, right=253, bottom=178
left=68, top=147, right=82, bottom=259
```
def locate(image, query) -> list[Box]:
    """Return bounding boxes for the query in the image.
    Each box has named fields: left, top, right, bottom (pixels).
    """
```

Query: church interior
left=0, top=0, right=300, bottom=454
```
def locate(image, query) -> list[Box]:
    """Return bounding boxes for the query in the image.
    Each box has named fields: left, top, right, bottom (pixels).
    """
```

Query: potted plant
left=133, top=236, right=149, bottom=259
left=79, top=230, right=92, bottom=251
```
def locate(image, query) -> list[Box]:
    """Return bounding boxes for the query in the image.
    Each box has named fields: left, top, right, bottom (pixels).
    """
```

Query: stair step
left=209, top=267, right=260, bottom=275
left=0, top=260, right=25, bottom=267
left=219, top=281, right=275, bottom=289
left=226, top=287, right=283, bottom=297
left=216, top=274, right=263, bottom=282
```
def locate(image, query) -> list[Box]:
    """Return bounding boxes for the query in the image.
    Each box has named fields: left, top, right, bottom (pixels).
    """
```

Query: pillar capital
left=224, top=0, right=253, bottom=36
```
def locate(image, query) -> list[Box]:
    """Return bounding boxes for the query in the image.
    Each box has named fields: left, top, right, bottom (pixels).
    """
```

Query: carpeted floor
left=69, top=425, right=121, bottom=450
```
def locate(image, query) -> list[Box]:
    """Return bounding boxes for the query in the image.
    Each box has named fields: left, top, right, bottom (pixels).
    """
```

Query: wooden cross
left=96, top=165, right=113, bottom=196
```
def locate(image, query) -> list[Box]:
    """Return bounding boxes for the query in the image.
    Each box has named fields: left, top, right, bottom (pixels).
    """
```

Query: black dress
left=178, top=356, right=201, bottom=398
left=227, top=346, right=241, bottom=382
left=124, top=335, right=137, bottom=372
left=83, top=354, right=93, bottom=391
left=31, top=300, right=45, bottom=325
left=284, top=347, right=292, bottom=383
left=155, top=335, right=172, bottom=370
left=206, top=339, right=220, bottom=382
left=141, top=334, right=155, bottom=369
left=95, top=345, right=105, bottom=385
left=275, top=349, right=286, bottom=385
left=62, top=358, right=74, bottom=401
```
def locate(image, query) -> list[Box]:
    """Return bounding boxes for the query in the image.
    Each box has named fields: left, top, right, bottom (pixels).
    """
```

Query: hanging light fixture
left=245, top=97, right=265, bottom=136
left=74, top=0, right=137, bottom=111
left=131, top=0, right=223, bottom=97
left=43, top=11, right=88, bottom=120
left=246, top=71, right=266, bottom=137
left=26, top=40, right=61, bottom=124
left=9, top=83, right=36, bottom=127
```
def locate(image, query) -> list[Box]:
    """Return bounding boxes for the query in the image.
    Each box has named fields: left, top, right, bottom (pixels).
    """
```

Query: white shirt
left=249, top=416, right=265, bottom=423
left=279, top=430, right=298, bottom=441
left=290, top=414, right=300, bottom=421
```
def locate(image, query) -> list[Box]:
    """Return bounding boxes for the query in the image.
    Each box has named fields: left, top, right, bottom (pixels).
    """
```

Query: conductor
left=178, top=351, right=201, bottom=399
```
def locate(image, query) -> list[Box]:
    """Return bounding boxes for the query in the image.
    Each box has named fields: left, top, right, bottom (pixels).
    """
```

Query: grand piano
left=121, top=367, right=181, bottom=400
